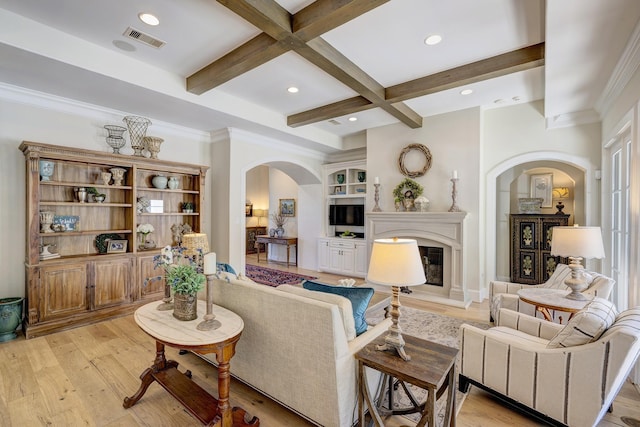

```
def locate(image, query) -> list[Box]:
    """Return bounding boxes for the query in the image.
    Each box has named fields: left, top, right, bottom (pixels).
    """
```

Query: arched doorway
left=484, top=152, right=594, bottom=295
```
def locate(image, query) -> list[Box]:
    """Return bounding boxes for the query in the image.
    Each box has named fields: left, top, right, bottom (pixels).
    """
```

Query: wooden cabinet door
left=138, top=254, right=166, bottom=300
left=246, top=227, right=267, bottom=254
left=93, top=258, right=132, bottom=309
left=40, top=262, right=88, bottom=321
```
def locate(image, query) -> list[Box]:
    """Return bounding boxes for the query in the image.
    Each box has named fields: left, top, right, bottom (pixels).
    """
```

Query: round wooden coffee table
left=517, top=288, right=593, bottom=323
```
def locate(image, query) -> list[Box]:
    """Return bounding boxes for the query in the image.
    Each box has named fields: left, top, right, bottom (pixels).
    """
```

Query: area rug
left=366, top=306, right=490, bottom=426
left=245, top=264, right=317, bottom=287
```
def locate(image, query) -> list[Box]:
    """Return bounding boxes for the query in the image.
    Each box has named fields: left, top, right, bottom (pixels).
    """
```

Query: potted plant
left=87, top=187, right=106, bottom=203
left=0, top=297, right=24, bottom=342
left=154, top=246, right=205, bottom=321
left=182, top=201, right=195, bottom=213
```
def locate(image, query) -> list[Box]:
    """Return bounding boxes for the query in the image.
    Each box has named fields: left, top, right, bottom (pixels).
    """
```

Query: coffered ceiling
left=0, top=0, right=638, bottom=152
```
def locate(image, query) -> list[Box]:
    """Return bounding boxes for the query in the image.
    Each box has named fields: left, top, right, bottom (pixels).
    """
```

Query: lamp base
left=376, top=285, right=411, bottom=361
left=564, top=256, right=588, bottom=300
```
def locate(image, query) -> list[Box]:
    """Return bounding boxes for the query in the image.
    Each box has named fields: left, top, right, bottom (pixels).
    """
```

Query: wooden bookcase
left=20, top=141, right=208, bottom=338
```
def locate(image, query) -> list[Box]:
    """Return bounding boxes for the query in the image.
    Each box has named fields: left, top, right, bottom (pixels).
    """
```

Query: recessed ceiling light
left=348, top=117, right=358, bottom=122
left=424, top=34, right=442, bottom=45
left=139, top=13, right=159, bottom=26
left=287, top=86, right=299, bottom=93
left=460, top=89, right=473, bottom=95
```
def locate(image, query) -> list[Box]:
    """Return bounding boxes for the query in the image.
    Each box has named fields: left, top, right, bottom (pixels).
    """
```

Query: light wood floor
left=0, top=256, right=637, bottom=427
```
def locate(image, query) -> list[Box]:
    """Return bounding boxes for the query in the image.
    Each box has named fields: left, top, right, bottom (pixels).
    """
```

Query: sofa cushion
left=277, top=284, right=356, bottom=340
left=547, top=298, right=618, bottom=348
left=302, top=280, right=374, bottom=336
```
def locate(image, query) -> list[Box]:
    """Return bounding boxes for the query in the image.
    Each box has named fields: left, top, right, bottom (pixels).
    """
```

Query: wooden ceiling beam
left=287, top=43, right=544, bottom=127
left=215, top=0, right=292, bottom=40
left=196, top=0, right=421, bottom=127
left=187, top=33, right=288, bottom=95
left=288, top=97, right=375, bottom=127
left=386, top=43, right=545, bottom=102
left=293, top=0, right=390, bottom=41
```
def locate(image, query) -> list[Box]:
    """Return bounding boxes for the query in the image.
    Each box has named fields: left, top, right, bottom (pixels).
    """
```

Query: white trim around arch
left=483, top=152, right=595, bottom=301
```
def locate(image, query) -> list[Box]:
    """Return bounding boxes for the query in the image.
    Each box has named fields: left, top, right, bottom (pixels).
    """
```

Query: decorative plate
left=95, top=233, right=124, bottom=254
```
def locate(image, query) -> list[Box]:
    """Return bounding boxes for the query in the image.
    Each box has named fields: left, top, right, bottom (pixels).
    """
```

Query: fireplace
left=367, top=212, right=469, bottom=307
left=420, top=246, right=444, bottom=286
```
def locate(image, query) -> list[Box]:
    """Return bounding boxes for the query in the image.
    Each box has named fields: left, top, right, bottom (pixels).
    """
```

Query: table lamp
left=552, top=187, right=570, bottom=214
left=367, top=238, right=426, bottom=361
left=254, top=209, right=267, bottom=227
left=550, top=225, right=605, bottom=300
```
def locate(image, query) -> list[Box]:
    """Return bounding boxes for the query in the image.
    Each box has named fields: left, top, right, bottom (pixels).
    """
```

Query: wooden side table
left=356, top=334, right=458, bottom=427
left=123, top=301, right=259, bottom=427
left=255, top=235, right=298, bottom=267
left=517, top=288, right=592, bottom=323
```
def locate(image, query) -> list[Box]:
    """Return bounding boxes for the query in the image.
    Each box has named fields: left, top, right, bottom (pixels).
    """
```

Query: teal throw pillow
left=217, top=262, right=236, bottom=275
left=302, top=280, right=374, bottom=336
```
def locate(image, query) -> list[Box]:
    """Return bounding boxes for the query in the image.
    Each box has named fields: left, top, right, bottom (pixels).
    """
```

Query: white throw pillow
left=547, top=298, right=618, bottom=348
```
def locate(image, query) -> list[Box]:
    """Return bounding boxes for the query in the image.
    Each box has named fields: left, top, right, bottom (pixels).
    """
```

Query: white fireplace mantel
left=366, top=211, right=470, bottom=307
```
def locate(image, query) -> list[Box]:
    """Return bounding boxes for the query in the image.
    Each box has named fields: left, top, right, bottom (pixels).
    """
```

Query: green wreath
left=392, top=178, right=423, bottom=202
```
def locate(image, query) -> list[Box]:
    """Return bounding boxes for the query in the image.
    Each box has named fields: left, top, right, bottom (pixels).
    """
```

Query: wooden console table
left=123, top=301, right=259, bottom=427
left=356, top=334, right=458, bottom=427
left=255, top=235, right=298, bottom=267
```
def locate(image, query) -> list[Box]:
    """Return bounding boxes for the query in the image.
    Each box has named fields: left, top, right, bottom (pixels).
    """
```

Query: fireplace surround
left=366, top=212, right=470, bottom=308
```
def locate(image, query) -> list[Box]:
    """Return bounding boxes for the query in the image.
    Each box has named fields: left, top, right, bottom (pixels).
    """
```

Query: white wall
left=0, top=88, right=212, bottom=299
left=211, top=128, right=325, bottom=274
left=365, top=108, right=481, bottom=301
left=482, top=101, right=602, bottom=295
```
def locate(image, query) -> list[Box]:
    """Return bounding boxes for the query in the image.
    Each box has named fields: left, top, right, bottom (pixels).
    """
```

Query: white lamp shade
left=550, top=226, right=605, bottom=259
left=367, top=238, right=426, bottom=286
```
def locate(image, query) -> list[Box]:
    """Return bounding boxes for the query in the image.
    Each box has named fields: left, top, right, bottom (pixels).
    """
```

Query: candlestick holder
left=448, top=178, right=461, bottom=212
left=156, top=276, right=174, bottom=311
left=197, top=273, right=221, bottom=331
left=373, top=183, right=382, bottom=212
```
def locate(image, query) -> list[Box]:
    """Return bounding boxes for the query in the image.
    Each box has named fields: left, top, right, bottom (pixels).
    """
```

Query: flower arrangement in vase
left=136, top=223, right=155, bottom=249
left=271, top=211, right=288, bottom=237
left=153, top=246, right=205, bottom=321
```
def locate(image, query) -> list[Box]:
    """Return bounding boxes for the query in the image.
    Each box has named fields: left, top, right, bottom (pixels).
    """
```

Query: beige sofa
left=198, top=274, right=392, bottom=427
left=489, top=263, right=615, bottom=323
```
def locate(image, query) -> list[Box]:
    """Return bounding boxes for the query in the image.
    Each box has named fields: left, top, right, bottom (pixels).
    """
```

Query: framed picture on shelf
left=53, top=215, right=80, bottom=232
left=279, top=198, right=296, bottom=217
left=245, top=203, right=253, bottom=217
left=530, top=173, right=553, bottom=207
left=107, top=239, right=128, bottom=253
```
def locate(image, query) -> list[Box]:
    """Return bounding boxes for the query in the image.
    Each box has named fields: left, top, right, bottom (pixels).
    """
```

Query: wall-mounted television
left=329, top=204, right=365, bottom=226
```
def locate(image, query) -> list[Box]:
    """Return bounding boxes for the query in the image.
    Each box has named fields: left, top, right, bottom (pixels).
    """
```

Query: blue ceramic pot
left=0, top=297, right=23, bottom=342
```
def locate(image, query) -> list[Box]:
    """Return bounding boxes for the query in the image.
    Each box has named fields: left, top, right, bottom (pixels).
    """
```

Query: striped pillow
left=547, top=298, right=618, bottom=348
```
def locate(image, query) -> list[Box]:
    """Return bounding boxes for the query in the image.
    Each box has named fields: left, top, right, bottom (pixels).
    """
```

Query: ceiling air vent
left=123, top=26, right=165, bottom=49
left=328, top=119, right=341, bottom=125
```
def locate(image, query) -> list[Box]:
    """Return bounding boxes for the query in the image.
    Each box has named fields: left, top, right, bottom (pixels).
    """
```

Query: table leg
left=123, top=341, right=179, bottom=408
left=286, top=244, right=290, bottom=268
left=536, top=305, right=553, bottom=322
left=256, top=243, right=261, bottom=263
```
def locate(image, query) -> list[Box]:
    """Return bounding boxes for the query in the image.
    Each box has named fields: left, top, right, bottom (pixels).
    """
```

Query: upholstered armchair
left=459, top=305, right=640, bottom=427
left=489, top=263, right=615, bottom=322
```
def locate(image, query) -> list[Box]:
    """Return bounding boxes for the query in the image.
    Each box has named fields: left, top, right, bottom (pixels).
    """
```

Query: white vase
left=167, top=176, right=179, bottom=190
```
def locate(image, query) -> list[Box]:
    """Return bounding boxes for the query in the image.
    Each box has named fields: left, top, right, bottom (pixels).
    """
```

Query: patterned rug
left=245, top=264, right=317, bottom=287
left=367, top=305, right=490, bottom=426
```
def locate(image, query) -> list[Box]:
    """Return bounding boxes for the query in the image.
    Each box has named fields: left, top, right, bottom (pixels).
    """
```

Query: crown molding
left=545, top=108, right=601, bottom=129
left=0, top=82, right=210, bottom=141
left=596, top=18, right=640, bottom=116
